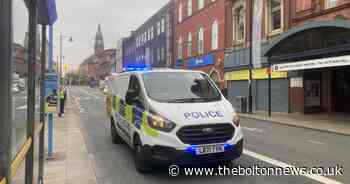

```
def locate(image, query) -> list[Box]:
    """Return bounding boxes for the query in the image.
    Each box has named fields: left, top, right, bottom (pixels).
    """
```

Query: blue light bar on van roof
left=123, top=64, right=151, bottom=72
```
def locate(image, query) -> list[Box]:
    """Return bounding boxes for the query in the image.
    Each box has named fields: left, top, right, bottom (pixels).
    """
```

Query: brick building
left=224, top=0, right=350, bottom=113
left=174, top=0, right=226, bottom=88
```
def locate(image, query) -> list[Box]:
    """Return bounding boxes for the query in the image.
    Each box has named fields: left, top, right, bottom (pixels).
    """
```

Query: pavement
left=40, top=86, right=350, bottom=184
left=43, top=93, right=98, bottom=184
left=239, top=111, right=350, bottom=136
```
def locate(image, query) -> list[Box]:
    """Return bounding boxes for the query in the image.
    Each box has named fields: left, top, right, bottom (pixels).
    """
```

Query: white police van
left=107, top=68, right=243, bottom=173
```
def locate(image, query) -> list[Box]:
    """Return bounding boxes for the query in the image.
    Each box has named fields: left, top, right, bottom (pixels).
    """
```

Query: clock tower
left=94, top=24, right=104, bottom=55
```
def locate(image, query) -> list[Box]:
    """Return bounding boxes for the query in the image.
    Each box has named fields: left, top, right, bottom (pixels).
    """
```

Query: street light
left=59, top=34, right=73, bottom=83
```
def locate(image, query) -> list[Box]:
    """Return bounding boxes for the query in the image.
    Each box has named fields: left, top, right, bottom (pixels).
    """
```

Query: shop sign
left=225, top=68, right=287, bottom=81
left=188, top=54, right=214, bottom=69
left=272, top=55, right=350, bottom=72
left=290, top=77, right=303, bottom=88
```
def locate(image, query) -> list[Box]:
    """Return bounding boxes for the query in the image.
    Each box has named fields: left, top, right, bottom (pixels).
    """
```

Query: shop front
left=224, top=68, right=289, bottom=112
left=265, top=20, right=350, bottom=114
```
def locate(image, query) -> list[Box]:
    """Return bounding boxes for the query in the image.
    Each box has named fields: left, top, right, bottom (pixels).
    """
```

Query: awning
left=38, top=0, right=58, bottom=25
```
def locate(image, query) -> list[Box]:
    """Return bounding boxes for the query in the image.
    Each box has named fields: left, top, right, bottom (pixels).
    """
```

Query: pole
left=47, top=26, right=55, bottom=158
left=26, top=0, right=38, bottom=183
left=248, top=0, right=254, bottom=114
left=39, top=24, right=47, bottom=184
left=268, top=59, right=272, bottom=117
left=0, top=0, right=13, bottom=183
left=49, top=25, right=53, bottom=71
left=60, top=34, right=63, bottom=82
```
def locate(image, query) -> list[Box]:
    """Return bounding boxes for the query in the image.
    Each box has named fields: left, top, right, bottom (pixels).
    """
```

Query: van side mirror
left=126, top=89, right=138, bottom=105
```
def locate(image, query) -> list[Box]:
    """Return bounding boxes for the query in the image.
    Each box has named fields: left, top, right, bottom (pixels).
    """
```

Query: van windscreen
left=142, top=72, right=221, bottom=103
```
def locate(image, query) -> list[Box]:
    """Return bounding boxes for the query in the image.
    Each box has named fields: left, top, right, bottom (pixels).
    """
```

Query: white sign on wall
left=290, top=77, right=303, bottom=88
left=272, top=55, right=350, bottom=72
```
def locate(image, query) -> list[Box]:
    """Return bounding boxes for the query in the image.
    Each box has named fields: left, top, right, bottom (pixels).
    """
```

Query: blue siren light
left=123, top=64, right=151, bottom=72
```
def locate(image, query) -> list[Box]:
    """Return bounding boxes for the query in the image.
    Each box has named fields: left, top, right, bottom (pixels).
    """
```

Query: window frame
left=187, top=32, right=192, bottom=57
left=211, top=19, right=219, bottom=50
left=232, top=1, right=246, bottom=44
left=198, top=26, right=204, bottom=55
left=188, top=0, right=192, bottom=16
left=266, top=0, right=283, bottom=35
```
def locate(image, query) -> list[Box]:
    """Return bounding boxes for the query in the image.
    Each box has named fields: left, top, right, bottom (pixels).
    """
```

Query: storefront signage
left=272, top=55, right=350, bottom=72
left=290, top=77, right=303, bottom=88
left=188, top=54, right=214, bottom=69
left=225, top=68, right=287, bottom=81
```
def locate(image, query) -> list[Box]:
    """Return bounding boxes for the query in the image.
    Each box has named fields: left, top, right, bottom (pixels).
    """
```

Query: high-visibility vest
left=59, top=91, right=65, bottom=99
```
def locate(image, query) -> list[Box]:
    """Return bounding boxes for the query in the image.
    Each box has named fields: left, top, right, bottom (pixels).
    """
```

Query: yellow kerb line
left=11, top=138, right=32, bottom=178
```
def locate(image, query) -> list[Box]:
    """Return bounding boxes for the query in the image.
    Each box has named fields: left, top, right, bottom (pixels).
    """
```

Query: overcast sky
left=52, top=0, right=170, bottom=70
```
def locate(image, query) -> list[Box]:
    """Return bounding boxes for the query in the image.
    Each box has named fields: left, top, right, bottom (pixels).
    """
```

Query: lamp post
left=59, top=34, right=73, bottom=83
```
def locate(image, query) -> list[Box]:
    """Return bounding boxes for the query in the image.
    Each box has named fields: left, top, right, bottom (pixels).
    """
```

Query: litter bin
left=236, top=96, right=247, bottom=113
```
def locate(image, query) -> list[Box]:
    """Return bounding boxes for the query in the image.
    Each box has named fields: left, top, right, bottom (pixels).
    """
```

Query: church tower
left=94, top=24, right=104, bottom=55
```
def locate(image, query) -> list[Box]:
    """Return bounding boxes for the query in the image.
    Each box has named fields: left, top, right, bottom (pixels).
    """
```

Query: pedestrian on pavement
left=59, top=86, right=65, bottom=117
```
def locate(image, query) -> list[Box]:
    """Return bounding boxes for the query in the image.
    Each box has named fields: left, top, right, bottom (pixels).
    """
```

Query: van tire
left=111, top=118, right=123, bottom=144
left=133, top=136, right=151, bottom=173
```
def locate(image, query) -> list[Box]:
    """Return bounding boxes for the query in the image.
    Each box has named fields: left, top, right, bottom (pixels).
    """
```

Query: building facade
left=224, top=0, right=350, bottom=114
left=175, top=0, right=226, bottom=88
left=133, top=1, right=174, bottom=68
left=114, top=39, right=124, bottom=73
left=96, top=48, right=116, bottom=79
left=122, top=35, right=136, bottom=68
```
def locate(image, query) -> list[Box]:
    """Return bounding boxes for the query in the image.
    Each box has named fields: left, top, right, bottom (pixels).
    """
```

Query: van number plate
left=195, top=145, right=225, bottom=155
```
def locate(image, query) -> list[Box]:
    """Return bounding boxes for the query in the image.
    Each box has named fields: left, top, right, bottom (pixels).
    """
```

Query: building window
left=179, top=2, right=183, bottom=22
left=178, top=36, right=183, bottom=59
left=267, top=0, right=282, bottom=32
left=161, top=46, right=165, bottom=61
left=211, top=20, right=218, bottom=50
left=148, top=29, right=151, bottom=41
left=151, top=26, right=154, bottom=39
left=187, top=32, right=192, bottom=57
left=161, top=18, right=165, bottom=33
left=157, top=22, right=161, bottom=35
left=325, top=0, right=337, bottom=9
left=188, top=0, right=192, bottom=16
left=198, top=0, right=204, bottom=10
left=157, top=47, right=161, bottom=62
left=198, top=26, right=204, bottom=54
left=232, top=1, right=245, bottom=43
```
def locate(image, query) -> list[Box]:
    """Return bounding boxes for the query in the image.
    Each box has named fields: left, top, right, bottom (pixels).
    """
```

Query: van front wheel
left=111, top=119, right=123, bottom=144
left=133, top=136, right=151, bottom=173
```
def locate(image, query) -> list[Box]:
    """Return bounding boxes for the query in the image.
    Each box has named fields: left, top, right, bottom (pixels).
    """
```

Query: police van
left=106, top=68, right=243, bottom=173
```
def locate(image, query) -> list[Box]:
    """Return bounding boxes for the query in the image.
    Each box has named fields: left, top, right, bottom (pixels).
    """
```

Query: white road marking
left=242, top=126, right=263, bottom=133
left=243, top=149, right=342, bottom=184
left=84, top=97, right=92, bottom=100
left=76, top=87, right=100, bottom=99
left=307, top=140, right=325, bottom=145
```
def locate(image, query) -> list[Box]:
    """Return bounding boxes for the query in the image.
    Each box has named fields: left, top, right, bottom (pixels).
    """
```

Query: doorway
left=333, top=67, right=350, bottom=113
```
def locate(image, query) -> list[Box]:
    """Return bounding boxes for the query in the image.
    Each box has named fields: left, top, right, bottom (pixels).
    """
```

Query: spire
left=94, top=24, right=104, bottom=55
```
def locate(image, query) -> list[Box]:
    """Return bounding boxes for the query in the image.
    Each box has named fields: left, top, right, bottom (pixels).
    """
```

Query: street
left=64, top=86, right=349, bottom=184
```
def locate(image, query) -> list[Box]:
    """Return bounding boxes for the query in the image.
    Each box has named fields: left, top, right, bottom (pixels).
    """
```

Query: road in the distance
left=66, top=86, right=348, bottom=184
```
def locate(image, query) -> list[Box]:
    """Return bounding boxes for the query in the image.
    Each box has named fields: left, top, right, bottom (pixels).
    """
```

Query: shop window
left=187, top=32, right=192, bottom=57
left=267, top=0, right=282, bottom=32
left=232, top=0, right=245, bottom=43
left=188, top=0, right=192, bottom=16
left=211, top=19, right=219, bottom=50
left=198, top=26, right=204, bottom=54
left=325, top=0, right=337, bottom=9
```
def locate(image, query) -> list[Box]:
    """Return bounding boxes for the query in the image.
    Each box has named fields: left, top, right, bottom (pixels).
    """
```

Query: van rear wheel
left=111, top=118, right=123, bottom=144
left=133, top=136, right=151, bottom=173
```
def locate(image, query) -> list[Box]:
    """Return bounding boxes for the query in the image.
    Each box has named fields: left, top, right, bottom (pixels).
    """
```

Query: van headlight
left=149, top=116, right=176, bottom=132
left=232, top=115, right=240, bottom=127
